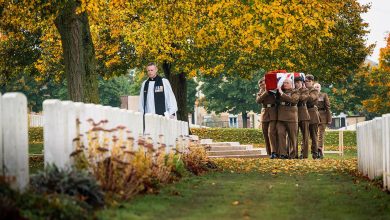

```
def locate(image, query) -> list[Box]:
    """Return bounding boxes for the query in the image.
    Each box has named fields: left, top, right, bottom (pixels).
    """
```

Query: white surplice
left=138, top=78, right=178, bottom=119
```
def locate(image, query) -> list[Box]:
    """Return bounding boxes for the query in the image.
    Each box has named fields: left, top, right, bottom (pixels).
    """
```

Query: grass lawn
left=29, top=143, right=43, bottom=154
left=324, top=147, right=356, bottom=159
left=30, top=139, right=380, bottom=220
left=99, top=171, right=390, bottom=220
left=29, top=143, right=44, bottom=173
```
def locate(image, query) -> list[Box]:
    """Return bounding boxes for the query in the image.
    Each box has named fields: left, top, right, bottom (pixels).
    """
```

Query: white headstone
left=134, top=112, right=143, bottom=138
left=357, top=123, right=362, bottom=173
left=383, top=114, right=390, bottom=190
left=182, top=121, right=189, bottom=136
left=0, top=93, right=2, bottom=178
left=44, top=99, right=67, bottom=169
left=102, top=106, right=113, bottom=128
left=373, top=118, right=383, bottom=177
left=2, top=93, right=29, bottom=191
left=144, top=113, right=153, bottom=138
left=74, top=102, right=87, bottom=147
left=62, top=101, right=77, bottom=167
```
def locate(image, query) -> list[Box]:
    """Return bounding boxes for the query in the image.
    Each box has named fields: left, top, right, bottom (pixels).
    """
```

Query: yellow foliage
left=1, top=0, right=345, bottom=78
left=361, top=33, right=390, bottom=114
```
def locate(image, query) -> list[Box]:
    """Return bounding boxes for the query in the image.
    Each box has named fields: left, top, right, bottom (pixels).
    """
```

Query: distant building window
left=229, top=115, right=238, bottom=128
left=331, top=113, right=347, bottom=129
left=341, top=117, right=346, bottom=127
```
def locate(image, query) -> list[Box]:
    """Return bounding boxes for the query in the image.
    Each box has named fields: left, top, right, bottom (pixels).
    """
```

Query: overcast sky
left=358, top=0, right=390, bottom=63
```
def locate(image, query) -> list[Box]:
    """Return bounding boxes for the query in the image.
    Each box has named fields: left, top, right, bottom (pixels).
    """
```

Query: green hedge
left=191, top=128, right=265, bottom=145
left=29, top=127, right=43, bottom=144
left=29, top=127, right=356, bottom=147
left=191, top=128, right=356, bottom=147
left=324, top=130, right=356, bottom=147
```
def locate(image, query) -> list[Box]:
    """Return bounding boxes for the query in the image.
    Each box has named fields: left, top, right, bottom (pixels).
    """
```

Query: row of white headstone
left=356, top=114, right=390, bottom=191
left=43, top=99, right=189, bottom=169
left=0, top=92, right=189, bottom=191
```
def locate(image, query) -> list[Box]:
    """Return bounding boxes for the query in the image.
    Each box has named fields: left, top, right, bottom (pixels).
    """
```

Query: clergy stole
left=143, top=75, right=166, bottom=116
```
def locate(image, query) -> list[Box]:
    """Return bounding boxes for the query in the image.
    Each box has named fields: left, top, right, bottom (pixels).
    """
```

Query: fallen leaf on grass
left=232, top=201, right=240, bottom=205
left=212, top=158, right=357, bottom=175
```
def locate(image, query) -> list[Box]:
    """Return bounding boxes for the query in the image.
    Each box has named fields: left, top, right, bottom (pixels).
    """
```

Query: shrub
left=182, top=145, right=213, bottom=175
left=71, top=119, right=180, bottom=199
left=30, top=164, right=105, bottom=208
left=0, top=191, right=25, bottom=220
left=147, top=146, right=176, bottom=191
left=0, top=181, right=91, bottom=220
left=20, top=194, right=91, bottom=220
left=171, top=154, right=191, bottom=178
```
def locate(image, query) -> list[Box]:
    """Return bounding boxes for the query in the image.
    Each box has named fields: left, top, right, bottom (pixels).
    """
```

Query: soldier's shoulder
left=309, top=88, right=318, bottom=93
left=300, top=88, right=309, bottom=92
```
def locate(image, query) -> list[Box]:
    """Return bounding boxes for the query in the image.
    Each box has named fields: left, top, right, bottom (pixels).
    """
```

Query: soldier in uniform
left=256, top=77, right=278, bottom=158
left=276, top=78, right=299, bottom=159
left=314, top=83, right=332, bottom=159
left=304, top=74, right=320, bottom=159
left=294, top=76, right=310, bottom=159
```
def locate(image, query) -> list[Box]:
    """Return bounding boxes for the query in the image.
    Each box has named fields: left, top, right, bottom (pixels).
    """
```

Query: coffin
left=265, top=70, right=294, bottom=90
left=265, top=70, right=286, bottom=90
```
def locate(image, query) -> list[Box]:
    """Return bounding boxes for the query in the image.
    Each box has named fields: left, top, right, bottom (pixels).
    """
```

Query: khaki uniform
left=296, top=87, right=310, bottom=158
left=276, top=89, right=299, bottom=157
left=306, top=87, right=320, bottom=156
left=256, top=89, right=278, bottom=155
left=317, top=92, right=332, bottom=151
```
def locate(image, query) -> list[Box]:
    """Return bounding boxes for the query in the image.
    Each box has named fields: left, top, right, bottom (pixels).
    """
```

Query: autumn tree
left=303, top=0, right=373, bottom=83
left=327, top=67, right=373, bottom=116
left=106, top=1, right=208, bottom=121
left=0, top=24, right=67, bottom=111
left=196, top=0, right=344, bottom=75
left=107, top=0, right=348, bottom=121
left=329, top=33, right=390, bottom=118
left=361, top=34, right=390, bottom=115
left=1, top=0, right=371, bottom=118
left=0, top=0, right=108, bottom=103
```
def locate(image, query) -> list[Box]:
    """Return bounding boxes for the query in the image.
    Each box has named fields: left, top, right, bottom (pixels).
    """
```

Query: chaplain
left=138, top=62, right=178, bottom=119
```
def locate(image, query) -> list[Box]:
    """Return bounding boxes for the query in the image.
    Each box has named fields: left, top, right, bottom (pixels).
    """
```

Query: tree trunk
left=54, top=2, right=99, bottom=103
left=242, top=112, right=248, bottom=128
left=162, top=61, right=188, bottom=122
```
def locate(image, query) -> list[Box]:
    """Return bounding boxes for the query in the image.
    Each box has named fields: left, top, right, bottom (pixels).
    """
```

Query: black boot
left=318, top=149, right=324, bottom=159
left=279, top=155, right=289, bottom=159
left=270, top=152, right=279, bottom=159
